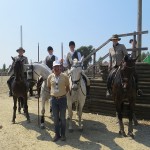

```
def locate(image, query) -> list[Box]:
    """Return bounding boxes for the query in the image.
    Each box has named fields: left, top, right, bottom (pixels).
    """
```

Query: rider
left=106, top=34, right=128, bottom=97
left=62, top=41, right=90, bottom=96
left=106, top=35, right=142, bottom=97
left=7, top=47, right=28, bottom=96
left=44, top=46, right=58, bottom=70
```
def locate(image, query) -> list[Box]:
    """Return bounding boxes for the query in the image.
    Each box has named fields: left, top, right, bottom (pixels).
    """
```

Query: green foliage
left=3, top=63, right=6, bottom=71
left=77, top=45, right=94, bottom=69
left=141, top=52, right=150, bottom=61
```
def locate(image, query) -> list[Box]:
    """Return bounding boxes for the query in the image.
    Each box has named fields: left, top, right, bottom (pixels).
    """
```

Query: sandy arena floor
left=0, top=76, right=150, bottom=150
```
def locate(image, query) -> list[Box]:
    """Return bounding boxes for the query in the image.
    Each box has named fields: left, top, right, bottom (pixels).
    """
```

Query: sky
left=0, top=0, right=149, bottom=68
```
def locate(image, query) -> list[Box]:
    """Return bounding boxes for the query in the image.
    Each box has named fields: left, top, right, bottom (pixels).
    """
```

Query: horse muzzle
left=72, top=84, right=78, bottom=91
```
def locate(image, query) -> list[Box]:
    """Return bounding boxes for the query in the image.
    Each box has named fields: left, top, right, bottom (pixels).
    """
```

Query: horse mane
left=32, top=62, right=52, bottom=72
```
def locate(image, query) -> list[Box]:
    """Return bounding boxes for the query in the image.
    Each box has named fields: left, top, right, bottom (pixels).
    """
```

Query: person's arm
left=109, top=49, right=112, bottom=70
left=25, top=57, right=29, bottom=64
left=65, top=75, right=70, bottom=93
left=122, top=44, right=128, bottom=56
left=78, top=52, right=82, bottom=61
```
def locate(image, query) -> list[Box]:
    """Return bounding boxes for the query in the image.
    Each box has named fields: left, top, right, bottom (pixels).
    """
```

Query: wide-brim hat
left=16, top=47, right=25, bottom=53
left=110, top=34, right=121, bottom=41
left=53, top=60, right=61, bottom=67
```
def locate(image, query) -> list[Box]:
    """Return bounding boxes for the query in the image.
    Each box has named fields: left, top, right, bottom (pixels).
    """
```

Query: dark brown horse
left=11, top=57, right=30, bottom=123
left=112, top=55, right=137, bottom=138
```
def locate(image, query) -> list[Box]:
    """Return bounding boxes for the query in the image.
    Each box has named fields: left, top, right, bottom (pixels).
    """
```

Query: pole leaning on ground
left=37, top=43, right=40, bottom=126
left=61, top=43, right=64, bottom=72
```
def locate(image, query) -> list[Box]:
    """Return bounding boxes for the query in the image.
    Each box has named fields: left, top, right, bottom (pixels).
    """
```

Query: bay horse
left=112, top=55, right=137, bottom=138
left=67, top=58, right=86, bottom=132
left=25, top=62, right=52, bottom=129
left=11, top=57, right=30, bottom=123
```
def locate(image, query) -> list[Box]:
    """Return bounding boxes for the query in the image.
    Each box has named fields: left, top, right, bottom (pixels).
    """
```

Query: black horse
left=11, top=57, right=30, bottom=123
left=112, top=55, right=137, bottom=138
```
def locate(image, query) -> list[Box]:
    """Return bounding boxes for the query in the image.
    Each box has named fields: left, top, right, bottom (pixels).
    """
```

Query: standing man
left=7, top=47, right=28, bottom=96
left=129, top=39, right=137, bottom=58
left=44, top=46, right=58, bottom=114
left=44, top=46, right=58, bottom=70
left=106, top=34, right=128, bottom=97
left=63, top=41, right=90, bottom=96
left=47, top=60, right=69, bottom=142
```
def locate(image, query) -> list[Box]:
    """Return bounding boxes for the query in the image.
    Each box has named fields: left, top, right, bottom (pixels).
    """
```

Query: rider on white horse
left=62, top=41, right=90, bottom=96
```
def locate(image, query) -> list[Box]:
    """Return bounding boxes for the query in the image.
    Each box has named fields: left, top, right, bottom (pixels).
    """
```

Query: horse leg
left=116, top=102, right=126, bottom=137
left=67, top=101, right=73, bottom=132
left=24, top=95, right=30, bottom=122
left=133, top=113, right=138, bottom=126
left=12, top=96, right=17, bottom=124
left=128, top=100, right=134, bottom=138
left=40, top=98, right=46, bottom=129
left=18, top=98, right=21, bottom=114
left=78, top=103, right=84, bottom=131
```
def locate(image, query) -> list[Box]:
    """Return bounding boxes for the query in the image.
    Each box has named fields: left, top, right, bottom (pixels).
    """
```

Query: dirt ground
left=0, top=76, right=150, bottom=150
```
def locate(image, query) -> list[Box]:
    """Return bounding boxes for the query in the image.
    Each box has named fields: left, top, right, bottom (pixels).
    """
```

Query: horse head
left=12, top=57, right=25, bottom=80
left=25, top=62, right=52, bottom=81
left=69, top=58, right=83, bottom=91
left=121, top=54, right=137, bottom=88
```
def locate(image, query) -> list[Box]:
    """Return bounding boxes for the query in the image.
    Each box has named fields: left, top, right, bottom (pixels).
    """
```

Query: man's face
left=69, top=45, right=75, bottom=52
left=112, top=39, right=118, bottom=45
left=48, top=50, right=53, bottom=55
left=18, top=50, right=24, bottom=56
left=53, top=65, right=61, bottom=73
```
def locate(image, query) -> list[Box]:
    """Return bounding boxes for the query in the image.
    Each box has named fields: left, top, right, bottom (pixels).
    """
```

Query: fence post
left=93, top=53, right=96, bottom=78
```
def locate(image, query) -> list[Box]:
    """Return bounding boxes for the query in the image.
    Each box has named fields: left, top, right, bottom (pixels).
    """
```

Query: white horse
left=25, top=62, right=52, bottom=129
left=67, top=58, right=86, bottom=131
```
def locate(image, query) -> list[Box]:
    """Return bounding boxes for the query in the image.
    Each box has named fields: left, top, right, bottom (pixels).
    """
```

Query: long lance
left=61, top=42, right=64, bottom=72
left=37, top=42, right=40, bottom=126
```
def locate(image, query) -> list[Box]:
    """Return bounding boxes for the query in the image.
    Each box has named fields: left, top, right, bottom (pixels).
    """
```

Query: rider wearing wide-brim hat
left=7, top=47, right=29, bottom=96
left=106, top=34, right=128, bottom=97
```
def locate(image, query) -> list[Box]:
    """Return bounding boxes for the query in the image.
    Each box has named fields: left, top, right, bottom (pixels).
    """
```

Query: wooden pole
left=37, top=43, right=40, bottom=126
left=38, top=43, right=39, bottom=62
left=61, top=42, right=63, bottom=72
left=20, top=25, right=23, bottom=47
left=137, top=0, right=142, bottom=61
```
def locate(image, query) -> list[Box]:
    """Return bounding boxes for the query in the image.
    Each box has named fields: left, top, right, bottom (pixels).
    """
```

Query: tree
left=77, top=45, right=94, bottom=69
left=141, top=52, right=150, bottom=61
left=3, top=63, right=6, bottom=71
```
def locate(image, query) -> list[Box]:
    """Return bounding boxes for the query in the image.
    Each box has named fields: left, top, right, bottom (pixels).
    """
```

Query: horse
left=11, top=57, right=30, bottom=123
left=66, top=58, right=86, bottom=132
left=112, top=55, right=137, bottom=138
left=25, top=62, right=52, bottom=129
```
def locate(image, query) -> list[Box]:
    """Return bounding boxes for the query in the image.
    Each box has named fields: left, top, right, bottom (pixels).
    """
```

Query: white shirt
left=63, top=51, right=81, bottom=67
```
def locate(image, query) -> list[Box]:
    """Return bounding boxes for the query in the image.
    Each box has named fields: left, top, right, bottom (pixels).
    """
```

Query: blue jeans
left=52, top=96, right=67, bottom=137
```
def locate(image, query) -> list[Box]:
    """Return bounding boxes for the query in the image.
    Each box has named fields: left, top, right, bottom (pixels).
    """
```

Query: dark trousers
left=52, top=96, right=67, bottom=137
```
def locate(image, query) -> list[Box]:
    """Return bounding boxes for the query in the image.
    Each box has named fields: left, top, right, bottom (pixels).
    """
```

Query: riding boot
left=106, top=76, right=112, bottom=98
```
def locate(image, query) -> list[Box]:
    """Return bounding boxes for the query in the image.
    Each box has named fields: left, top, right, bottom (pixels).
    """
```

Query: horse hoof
left=119, top=131, right=127, bottom=137
left=69, top=129, right=73, bottom=133
left=27, top=120, right=30, bottom=123
left=128, top=132, right=134, bottom=139
left=12, top=121, right=15, bottom=124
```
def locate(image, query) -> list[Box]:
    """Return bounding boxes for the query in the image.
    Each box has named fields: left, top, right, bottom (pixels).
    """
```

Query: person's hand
left=60, top=59, right=64, bottom=63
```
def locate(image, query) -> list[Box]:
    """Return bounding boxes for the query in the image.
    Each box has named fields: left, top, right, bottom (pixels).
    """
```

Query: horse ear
left=11, top=56, right=15, bottom=62
left=124, top=55, right=129, bottom=62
